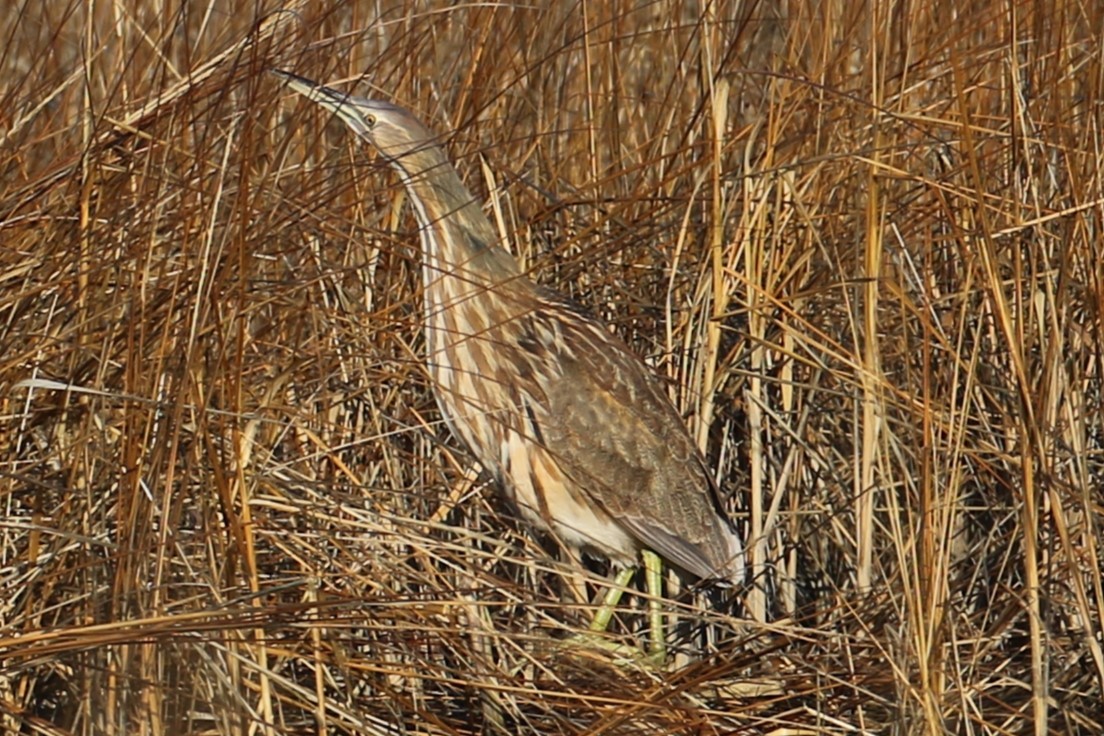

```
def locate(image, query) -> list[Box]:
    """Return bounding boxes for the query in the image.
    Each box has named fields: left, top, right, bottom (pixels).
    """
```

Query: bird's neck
left=394, top=162, right=523, bottom=289
left=389, top=161, right=530, bottom=355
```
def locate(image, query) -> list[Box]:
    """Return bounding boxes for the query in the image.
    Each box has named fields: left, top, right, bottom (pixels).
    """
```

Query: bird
left=273, top=70, right=744, bottom=660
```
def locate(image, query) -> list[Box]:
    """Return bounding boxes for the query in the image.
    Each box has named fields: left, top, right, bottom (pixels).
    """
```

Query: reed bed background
left=2, top=1, right=1103, bottom=733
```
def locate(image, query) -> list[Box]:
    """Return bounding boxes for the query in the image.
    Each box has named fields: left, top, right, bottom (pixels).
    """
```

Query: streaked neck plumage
left=382, top=139, right=520, bottom=289
left=378, top=132, right=530, bottom=400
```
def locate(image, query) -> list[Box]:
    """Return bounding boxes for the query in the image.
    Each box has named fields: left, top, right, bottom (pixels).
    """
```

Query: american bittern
left=275, top=70, right=743, bottom=659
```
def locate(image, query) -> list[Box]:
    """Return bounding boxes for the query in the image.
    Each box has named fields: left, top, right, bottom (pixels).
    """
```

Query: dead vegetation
left=2, top=1, right=1103, bottom=733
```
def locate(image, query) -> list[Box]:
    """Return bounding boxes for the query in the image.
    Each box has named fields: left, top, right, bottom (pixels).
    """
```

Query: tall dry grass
left=2, top=1, right=1103, bottom=733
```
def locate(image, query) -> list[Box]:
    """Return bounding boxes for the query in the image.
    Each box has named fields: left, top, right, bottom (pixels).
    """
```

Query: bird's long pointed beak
left=271, top=69, right=372, bottom=136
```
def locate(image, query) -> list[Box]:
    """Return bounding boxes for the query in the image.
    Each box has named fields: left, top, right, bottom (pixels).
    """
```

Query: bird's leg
left=587, top=565, right=637, bottom=635
left=642, top=548, right=666, bottom=660
left=554, top=565, right=648, bottom=664
left=569, top=553, right=665, bottom=666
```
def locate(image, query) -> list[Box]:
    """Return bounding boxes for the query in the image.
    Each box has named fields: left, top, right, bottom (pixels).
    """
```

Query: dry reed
left=2, top=1, right=1102, bottom=734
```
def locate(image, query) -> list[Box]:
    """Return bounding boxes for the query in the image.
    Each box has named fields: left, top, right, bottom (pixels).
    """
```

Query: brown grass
left=2, top=1, right=1103, bottom=733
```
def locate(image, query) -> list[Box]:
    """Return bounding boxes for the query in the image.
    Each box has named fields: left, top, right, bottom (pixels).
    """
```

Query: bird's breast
left=421, top=284, right=638, bottom=563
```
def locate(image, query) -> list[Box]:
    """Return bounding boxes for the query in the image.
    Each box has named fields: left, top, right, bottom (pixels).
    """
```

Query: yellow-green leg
left=642, top=549, right=665, bottom=659
left=587, top=565, right=636, bottom=635
left=583, top=549, right=666, bottom=663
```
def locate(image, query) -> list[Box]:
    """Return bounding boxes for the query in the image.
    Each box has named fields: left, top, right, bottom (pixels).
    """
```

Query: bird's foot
left=556, top=631, right=666, bottom=669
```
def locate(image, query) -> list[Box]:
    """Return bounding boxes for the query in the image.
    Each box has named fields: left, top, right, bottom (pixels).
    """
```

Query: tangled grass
left=2, top=1, right=1103, bottom=733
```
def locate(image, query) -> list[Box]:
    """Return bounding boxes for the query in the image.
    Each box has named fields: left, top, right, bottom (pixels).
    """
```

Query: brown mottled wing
left=522, top=292, right=736, bottom=580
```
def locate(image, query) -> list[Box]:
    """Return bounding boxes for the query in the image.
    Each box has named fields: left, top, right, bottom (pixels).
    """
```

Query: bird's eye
left=364, top=114, right=376, bottom=129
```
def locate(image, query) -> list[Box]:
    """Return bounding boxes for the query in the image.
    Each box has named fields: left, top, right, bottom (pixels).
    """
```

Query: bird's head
left=273, top=70, right=447, bottom=178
